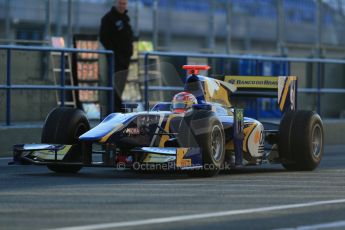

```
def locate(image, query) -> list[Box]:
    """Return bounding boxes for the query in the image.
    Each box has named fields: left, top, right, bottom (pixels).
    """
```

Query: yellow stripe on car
left=279, top=77, right=293, bottom=111
left=158, top=114, right=182, bottom=147
left=99, top=123, right=124, bottom=143
left=243, top=123, right=257, bottom=153
left=176, top=148, right=192, bottom=167
left=32, top=145, right=73, bottom=160
left=143, top=154, right=175, bottom=163
left=204, top=78, right=232, bottom=107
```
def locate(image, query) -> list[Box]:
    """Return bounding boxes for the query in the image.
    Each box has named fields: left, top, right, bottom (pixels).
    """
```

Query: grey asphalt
left=0, top=145, right=345, bottom=230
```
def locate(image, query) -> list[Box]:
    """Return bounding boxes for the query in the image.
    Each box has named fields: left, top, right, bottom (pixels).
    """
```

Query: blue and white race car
left=12, top=65, right=324, bottom=177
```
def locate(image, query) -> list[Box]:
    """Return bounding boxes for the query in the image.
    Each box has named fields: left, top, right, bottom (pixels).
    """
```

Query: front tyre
left=42, top=107, right=90, bottom=173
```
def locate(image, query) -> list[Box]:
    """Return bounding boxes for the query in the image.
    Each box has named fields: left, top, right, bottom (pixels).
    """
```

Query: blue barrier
left=0, top=45, right=115, bottom=126
left=143, top=51, right=345, bottom=117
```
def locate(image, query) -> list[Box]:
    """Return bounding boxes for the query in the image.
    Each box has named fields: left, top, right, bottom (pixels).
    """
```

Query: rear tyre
left=278, top=111, right=297, bottom=170
left=42, top=107, right=90, bottom=173
left=188, top=116, right=225, bottom=177
left=279, top=110, right=324, bottom=171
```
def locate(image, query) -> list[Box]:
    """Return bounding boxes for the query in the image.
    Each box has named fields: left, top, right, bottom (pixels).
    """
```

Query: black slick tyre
left=279, top=110, right=324, bottom=171
left=188, top=116, right=225, bottom=177
left=278, top=111, right=297, bottom=170
left=41, top=107, right=90, bottom=173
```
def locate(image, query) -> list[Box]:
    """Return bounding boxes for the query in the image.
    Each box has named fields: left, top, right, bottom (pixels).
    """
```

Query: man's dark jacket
left=100, top=7, right=133, bottom=69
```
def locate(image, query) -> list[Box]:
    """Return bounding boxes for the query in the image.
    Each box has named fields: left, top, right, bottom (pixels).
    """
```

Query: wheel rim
left=311, top=123, right=322, bottom=158
left=211, top=125, right=223, bottom=161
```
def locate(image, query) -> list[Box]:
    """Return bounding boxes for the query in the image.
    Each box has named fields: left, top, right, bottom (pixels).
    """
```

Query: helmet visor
left=172, top=102, right=189, bottom=110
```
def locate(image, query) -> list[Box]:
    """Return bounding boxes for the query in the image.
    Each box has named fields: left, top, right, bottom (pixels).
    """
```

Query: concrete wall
left=0, top=50, right=110, bottom=123
left=0, top=124, right=42, bottom=156
left=324, top=119, right=345, bottom=145
left=0, top=50, right=56, bottom=122
left=322, top=64, right=345, bottom=118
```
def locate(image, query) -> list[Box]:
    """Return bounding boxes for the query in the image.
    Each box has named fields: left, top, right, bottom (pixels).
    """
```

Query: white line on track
left=64, top=182, right=341, bottom=188
left=276, top=220, right=345, bottom=230
left=49, top=198, right=345, bottom=230
left=0, top=157, right=12, bottom=161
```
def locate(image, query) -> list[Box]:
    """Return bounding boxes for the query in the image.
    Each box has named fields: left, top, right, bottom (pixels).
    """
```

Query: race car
left=11, top=65, right=324, bottom=177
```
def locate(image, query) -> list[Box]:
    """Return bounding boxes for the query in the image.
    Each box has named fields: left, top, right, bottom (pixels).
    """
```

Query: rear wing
left=224, top=76, right=297, bottom=112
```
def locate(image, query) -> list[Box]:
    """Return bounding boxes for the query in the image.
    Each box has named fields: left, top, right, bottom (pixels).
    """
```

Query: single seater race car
left=11, top=65, right=324, bottom=177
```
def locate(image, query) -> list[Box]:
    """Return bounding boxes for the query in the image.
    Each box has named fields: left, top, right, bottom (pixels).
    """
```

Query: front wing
left=11, top=144, right=203, bottom=170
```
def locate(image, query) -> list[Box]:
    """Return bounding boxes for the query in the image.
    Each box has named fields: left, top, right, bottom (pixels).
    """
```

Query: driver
left=171, top=92, right=197, bottom=113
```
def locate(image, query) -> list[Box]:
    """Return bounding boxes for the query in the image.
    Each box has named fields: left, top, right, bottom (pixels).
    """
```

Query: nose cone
left=79, top=113, right=132, bottom=142
left=79, top=123, right=121, bottom=142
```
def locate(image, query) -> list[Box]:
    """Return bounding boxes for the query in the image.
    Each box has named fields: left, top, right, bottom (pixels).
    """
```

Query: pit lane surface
left=1, top=146, right=345, bottom=230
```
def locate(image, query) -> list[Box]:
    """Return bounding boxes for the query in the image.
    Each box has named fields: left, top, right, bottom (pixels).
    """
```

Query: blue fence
left=0, top=45, right=115, bottom=126
left=143, top=51, right=345, bottom=117
left=2, top=47, right=345, bottom=125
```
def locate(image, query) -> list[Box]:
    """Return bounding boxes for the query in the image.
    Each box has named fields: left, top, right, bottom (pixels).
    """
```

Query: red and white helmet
left=171, top=92, right=197, bottom=113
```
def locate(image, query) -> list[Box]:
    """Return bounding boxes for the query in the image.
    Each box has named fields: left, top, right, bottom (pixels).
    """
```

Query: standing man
left=100, top=0, right=133, bottom=112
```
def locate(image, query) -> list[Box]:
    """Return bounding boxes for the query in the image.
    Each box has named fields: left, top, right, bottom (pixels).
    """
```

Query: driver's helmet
left=171, top=92, right=197, bottom=113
